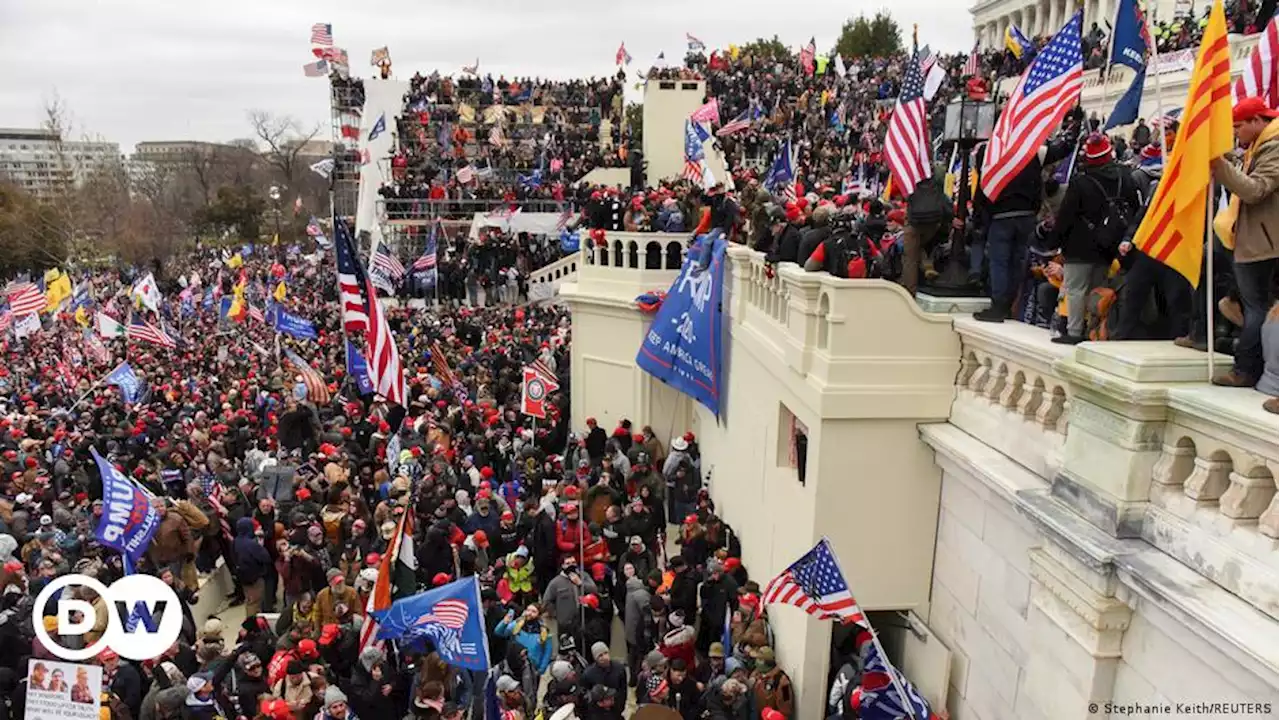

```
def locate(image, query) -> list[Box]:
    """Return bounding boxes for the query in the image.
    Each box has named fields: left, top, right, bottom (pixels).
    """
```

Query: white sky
left=0, top=0, right=973, bottom=153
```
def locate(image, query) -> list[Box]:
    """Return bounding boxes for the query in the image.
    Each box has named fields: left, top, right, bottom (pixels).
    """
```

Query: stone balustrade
left=951, top=319, right=1278, bottom=620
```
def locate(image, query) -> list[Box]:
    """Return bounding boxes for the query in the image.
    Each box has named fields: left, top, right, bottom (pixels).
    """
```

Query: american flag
left=0, top=311, right=12, bottom=335
left=763, top=538, right=866, bottom=624
left=7, top=282, right=45, bottom=316
left=858, top=635, right=933, bottom=720
left=303, top=60, right=328, bottom=78
left=284, top=348, right=332, bottom=405
left=616, top=42, right=632, bottom=66
left=682, top=119, right=707, bottom=182
left=373, top=240, right=406, bottom=279
left=717, top=104, right=761, bottom=136
left=310, top=23, right=333, bottom=46
left=411, top=249, right=437, bottom=272
left=981, top=11, right=1083, bottom=200
left=1234, top=17, right=1278, bottom=108
left=363, top=276, right=405, bottom=405
left=885, top=47, right=932, bottom=197
left=84, top=330, right=110, bottom=365
left=686, top=33, right=706, bottom=52
left=414, top=599, right=470, bottom=629
left=430, top=340, right=458, bottom=387
left=765, top=138, right=796, bottom=201
left=334, top=218, right=370, bottom=334
left=963, top=41, right=981, bottom=77
left=127, top=317, right=176, bottom=349
left=800, top=37, right=816, bottom=75
left=247, top=304, right=265, bottom=324
left=554, top=206, right=574, bottom=231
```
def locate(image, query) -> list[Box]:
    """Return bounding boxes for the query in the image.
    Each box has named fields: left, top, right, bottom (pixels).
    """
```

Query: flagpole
left=822, top=536, right=919, bottom=720
left=1148, top=6, right=1169, bottom=161
left=1206, top=181, right=1216, bottom=380
left=1101, top=0, right=1122, bottom=125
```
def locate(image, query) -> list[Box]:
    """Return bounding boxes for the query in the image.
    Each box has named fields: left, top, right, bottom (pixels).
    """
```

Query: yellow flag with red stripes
left=1132, top=0, right=1234, bottom=287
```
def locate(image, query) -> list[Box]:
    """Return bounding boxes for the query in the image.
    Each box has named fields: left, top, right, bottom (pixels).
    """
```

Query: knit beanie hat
left=324, top=686, right=348, bottom=708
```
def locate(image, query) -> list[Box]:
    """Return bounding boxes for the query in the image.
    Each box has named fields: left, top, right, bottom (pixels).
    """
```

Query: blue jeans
left=1233, top=258, right=1279, bottom=378
left=985, top=215, right=1036, bottom=304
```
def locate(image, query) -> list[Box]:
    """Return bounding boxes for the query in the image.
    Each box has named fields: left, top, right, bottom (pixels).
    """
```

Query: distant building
left=134, top=140, right=237, bottom=162
left=0, top=127, right=120, bottom=198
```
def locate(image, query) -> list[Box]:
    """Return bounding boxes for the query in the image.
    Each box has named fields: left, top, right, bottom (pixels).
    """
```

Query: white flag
left=132, top=273, right=162, bottom=312
left=834, top=53, right=847, bottom=77
left=96, top=312, right=126, bottom=339
left=310, top=158, right=335, bottom=179
left=13, top=313, right=40, bottom=340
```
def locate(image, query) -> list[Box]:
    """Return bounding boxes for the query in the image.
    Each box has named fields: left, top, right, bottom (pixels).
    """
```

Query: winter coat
left=542, top=572, right=597, bottom=629
left=1214, top=125, right=1278, bottom=263
left=148, top=512, right=194, bottom=566
left=622, top=577, right=651, bottom=647
left=494, top=616, right=554, bottom=674
left=581, top=660, right=628, bottom=698
left=1054, top=161, right=1142, bottom=265
left=232, top=518, right=271, bottom=584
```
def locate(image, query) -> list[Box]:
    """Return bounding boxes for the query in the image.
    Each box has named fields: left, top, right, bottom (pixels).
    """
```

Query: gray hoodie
left=623, top=576, right=651, bottom=647
left=541, top=570, right=597, bottom=629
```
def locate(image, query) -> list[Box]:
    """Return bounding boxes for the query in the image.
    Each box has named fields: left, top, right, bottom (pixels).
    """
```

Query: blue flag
left=105, top=362, right=144, bottom=404
left=369, top=112, right=387, bottom=141
left=635, top=231, right=727, bottom=417
left=691, top=120, right=712, bottom=144
left=765, top=139, right=795, bottom=197
left=267, top=304, right=318, bottom=340
left=1109, top=0, right=1151, bottom=72
left=347, top=341, right=375, bottom=395
left=1005, top=24, right=1033, bottom=59
left=92, top=447, right=161, bottom=567
left=372, top=576, right=491, bottom=671
left=1105, top=66, right=1147, bottom=130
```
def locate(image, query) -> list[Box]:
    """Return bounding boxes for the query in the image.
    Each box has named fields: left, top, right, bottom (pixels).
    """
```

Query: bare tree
left=247, top=110, right=322, bottom=189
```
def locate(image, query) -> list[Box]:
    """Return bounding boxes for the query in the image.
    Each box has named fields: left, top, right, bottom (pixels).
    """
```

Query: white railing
left=526, top=253, right=580, bottom=302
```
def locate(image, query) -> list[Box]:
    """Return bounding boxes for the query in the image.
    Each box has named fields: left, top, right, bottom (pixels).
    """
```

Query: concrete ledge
left=917, top=294, right=991, bottom=314
left=1073, top=341, right=1233, bottom=384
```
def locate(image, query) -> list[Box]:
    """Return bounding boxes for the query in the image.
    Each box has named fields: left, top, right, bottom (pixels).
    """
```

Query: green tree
left=0, top=182, right=70, bottom=274
left=834, top=11, right=904, bottom=59
left=740, top=35, right=792, bottom=62
left=624, top=102, right=644, bottom=147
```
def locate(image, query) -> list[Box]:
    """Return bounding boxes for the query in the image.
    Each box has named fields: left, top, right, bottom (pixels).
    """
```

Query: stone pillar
left=1021, top=540, right=1132, bottom=719
left=1025, top=4, right=1037, bottom=36
left=1049, top=0, right=1061, bottom=32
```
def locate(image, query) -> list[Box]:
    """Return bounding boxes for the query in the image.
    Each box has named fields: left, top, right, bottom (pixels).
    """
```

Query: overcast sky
left=0, top=0, right=972, bottom=153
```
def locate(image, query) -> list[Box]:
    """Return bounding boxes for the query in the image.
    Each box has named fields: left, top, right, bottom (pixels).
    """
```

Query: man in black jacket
left=1050, top=133, right=1143, bottom=344
left=973, top=139, right=1073, bottom=322
left=765, top=205, right=804, bottom=265
left=904, top=168, right=953, bottom=294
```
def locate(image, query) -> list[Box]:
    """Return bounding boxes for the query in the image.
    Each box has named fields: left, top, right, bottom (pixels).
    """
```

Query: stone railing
left=950, top=317, right=1072, bottom=482
left=963, top=330, right=1279, bottom=619
left=526, top=252, right=580, bottom=302
left=725, top=247, right=959, bottom=418
left=1081, top=32, right=1262, bottom=92
left=579, top=232, right=687, bottom=273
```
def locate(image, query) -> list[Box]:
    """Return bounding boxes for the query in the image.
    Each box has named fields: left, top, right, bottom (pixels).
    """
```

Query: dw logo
left=32, top=573, right=183, bottom=661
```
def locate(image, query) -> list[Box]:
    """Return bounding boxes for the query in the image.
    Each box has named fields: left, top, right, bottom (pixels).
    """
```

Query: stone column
left=1021, top=540, right=1132, bottom=719
left=1025, top=4, right=1038, bottom=36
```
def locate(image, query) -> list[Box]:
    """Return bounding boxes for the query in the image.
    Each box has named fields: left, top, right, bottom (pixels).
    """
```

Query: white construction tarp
left=467, top=212, right=564, bottom=240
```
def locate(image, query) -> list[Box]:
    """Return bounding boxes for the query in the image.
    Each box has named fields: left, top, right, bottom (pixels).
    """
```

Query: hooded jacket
left=233, top=517, right=271, bottom=584
left=622, top=577, right=651, bottom=647
left=1053, top=161, right=1142, bottom=265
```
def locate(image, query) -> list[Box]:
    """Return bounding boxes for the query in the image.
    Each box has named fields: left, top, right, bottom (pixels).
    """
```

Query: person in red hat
left=1048, top=132, right=1142, bottom=345
left=1207, top=96, right=1278, bottom=392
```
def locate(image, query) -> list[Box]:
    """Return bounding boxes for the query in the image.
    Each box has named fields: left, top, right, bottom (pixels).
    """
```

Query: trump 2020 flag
left=1109, top=0, right=1152, bottom=72
left=635, top=231, right=726, bottom=417
left=347, top=341, right=375, bottom=395
left=105, top=362, right=144, bottom=404
left=92, top=447, right=161, bottom=568
left=267, top=305, right=318, bottom=340
left=372, top=576, right=491, bottom=671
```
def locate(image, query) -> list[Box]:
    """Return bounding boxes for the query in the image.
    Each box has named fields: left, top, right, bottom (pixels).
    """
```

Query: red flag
left=521, top=365, right=560, bottom=418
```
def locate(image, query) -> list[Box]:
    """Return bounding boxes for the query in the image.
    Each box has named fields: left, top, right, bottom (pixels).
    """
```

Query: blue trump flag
left=105, top=362, right=145, bottom=404
left=92, top=447, right=161, bottom=569
left=372, top=576, right=491, bottom=671
left=369, top=113, right=387, bottom=141
left=267, top=304, right=318, bottom=340
left=765, top=139, right=795, bottom=197
left=1109, top=0, right=1151, bottom=72
left=347, top=341, right=375, bottom=395
left=1106, top=66, right=1147, bottom=130
left=635, top=231, right=727, bottom=417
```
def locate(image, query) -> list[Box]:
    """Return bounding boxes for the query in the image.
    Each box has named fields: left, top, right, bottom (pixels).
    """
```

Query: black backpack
left=824, top=224, right=884, bottom=279
left=1081, top=175, right=1133, bottom=256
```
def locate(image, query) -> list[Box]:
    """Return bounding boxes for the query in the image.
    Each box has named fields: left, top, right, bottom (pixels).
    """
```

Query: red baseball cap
left=297, top=639, right=319, bottom=658
left=1233, top=96, right=1279, bottom=123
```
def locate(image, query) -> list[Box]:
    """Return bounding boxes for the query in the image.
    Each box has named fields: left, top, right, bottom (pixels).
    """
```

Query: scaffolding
left=327, top=77, right=364, bottom=223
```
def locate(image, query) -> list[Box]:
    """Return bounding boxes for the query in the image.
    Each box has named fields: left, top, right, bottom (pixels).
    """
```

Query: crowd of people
left=377, top=72, right=629, bottom=222
left=0, top=226, right=826, bottom=720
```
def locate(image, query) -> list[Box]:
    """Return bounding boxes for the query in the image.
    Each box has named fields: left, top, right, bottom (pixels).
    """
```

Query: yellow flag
left=274, top=281, right=287, bottom=302
left=1132, top=0, right=1233, bottom=287
left=75, top=306, right=89, bottom=327
left=44, top=269, right=72, bottom=312
left=227, top=253, right=243, bottom=269
left=881, top=176, right=894, bottom=202
left=728, top=44, right=740, bottom=60
left=272, top=233, right=280, bottom=246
